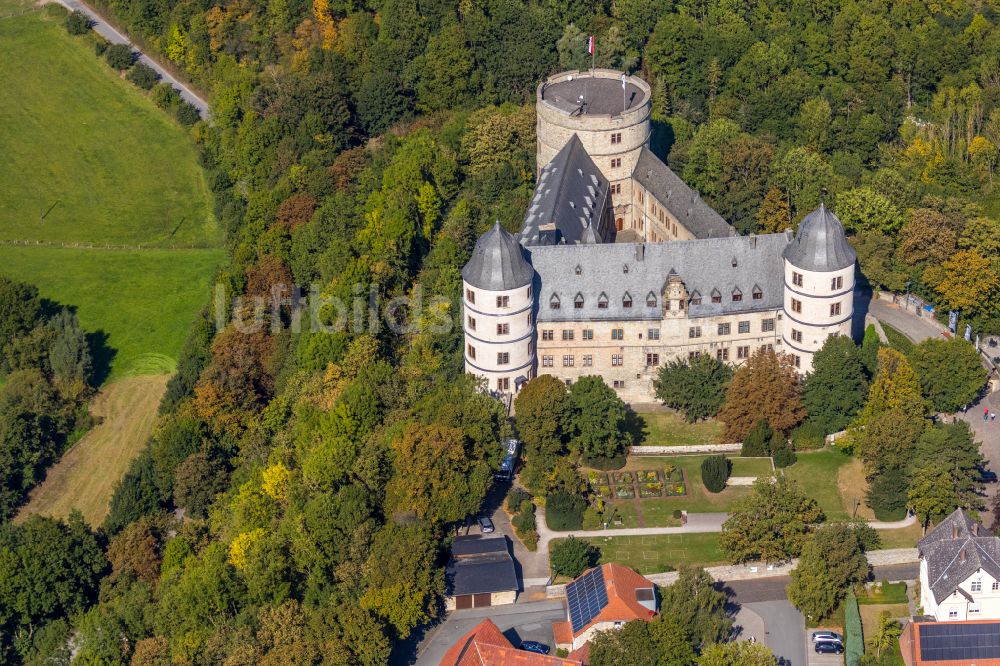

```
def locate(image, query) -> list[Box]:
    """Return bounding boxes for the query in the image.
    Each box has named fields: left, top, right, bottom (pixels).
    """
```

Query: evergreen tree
left=741, top=419, right=773, bottom=456
left=550, top=536, right=599, bottom=578
left=866, top=467, right=909, bottom=520
left=855, top=348, right=927, bottom=424
left=568, top=376, right=632, bottom=461
left=701, top=455, right=730, bottom=493
left=860, top=325, right=882, bottom=378
left=653, top=355, right=732, bottom=422
left=802, top=335, right=868, bottom=434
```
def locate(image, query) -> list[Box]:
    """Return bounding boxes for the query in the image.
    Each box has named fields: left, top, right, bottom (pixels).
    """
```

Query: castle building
left=462, top=69, right=857, bottom=401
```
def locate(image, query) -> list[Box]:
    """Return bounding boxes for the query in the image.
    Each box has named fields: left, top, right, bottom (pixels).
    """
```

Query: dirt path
left=16, top=374, right=168, bottom=527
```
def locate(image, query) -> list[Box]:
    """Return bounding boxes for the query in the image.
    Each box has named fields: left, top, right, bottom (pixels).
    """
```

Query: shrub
left=506, top=487, right=530, bottom=513
left=672, top=509, right=683, bottom=519
left=845, top=590, right=864, bottom=666
left=175, top=101, right=201, bottom=126
left=551, top=536, right=599, bottom=578
left=104, top=43, right=135, bottom=70
left=520, top=528, right=538, bottom=551
left=64, top=10, right=91, bottom=35
left=742, top=419, right=773, bottom=456
left=126, top=63, right=160, bottom=90
left=546, top=491, right=586, bottom=530
left=150, top=83, right=180, bottom=110
left=791, top=420, right=826, bottom=450
left=772, top=442, right=797, bottom=469
left=94, top=37, right=109, bottom=56
left=701, top=455, right=731, bottom=493
left=584, top=453, right=626, bottom=471
left=866, top=468, right=908, bottom=521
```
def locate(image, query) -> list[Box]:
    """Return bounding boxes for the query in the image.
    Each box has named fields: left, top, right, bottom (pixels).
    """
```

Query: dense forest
left=4, top=0, right=1000, bottom=661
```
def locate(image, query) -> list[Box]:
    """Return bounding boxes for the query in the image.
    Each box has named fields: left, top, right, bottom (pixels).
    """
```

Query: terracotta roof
left=552, top=621, right=573, bottom=646
left=564, top=564, right=657, bottom=638
left=442, top=620, right=585, bottom=666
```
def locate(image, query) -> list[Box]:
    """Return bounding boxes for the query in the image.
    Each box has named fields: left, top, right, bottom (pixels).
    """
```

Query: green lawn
left=730, top=457, right=773, bottom=477
left=575, top=533, right=727, bottom=574
left=781, top=448, right=854, bottom=520
left=0, top=7, right=221, bottom=381
left=631, top=409, right=725, bottom=446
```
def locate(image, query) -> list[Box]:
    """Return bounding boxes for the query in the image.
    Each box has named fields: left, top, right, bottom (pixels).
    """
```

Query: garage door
left=455, top=595, right=473, bottom=609
left=473, top=593, right=492, bottom=608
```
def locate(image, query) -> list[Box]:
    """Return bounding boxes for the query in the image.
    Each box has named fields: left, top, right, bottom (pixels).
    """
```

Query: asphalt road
left=722, top=563, right=918, bottom=605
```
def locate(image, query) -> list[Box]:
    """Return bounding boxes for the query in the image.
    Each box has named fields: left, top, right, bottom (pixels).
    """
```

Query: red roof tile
left=441, top=619, right=584, bottom=666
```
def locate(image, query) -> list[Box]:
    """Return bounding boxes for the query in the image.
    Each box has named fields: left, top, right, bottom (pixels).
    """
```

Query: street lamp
left=904, top=281, right=911, bottom=311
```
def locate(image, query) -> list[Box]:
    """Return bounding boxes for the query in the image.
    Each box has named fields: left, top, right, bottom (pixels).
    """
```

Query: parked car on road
left=520, top=641, right=549, bottom=655
left=815, top=641, right=844, bottom=654
left=477, top=516, right=495, bottom=533
left=811, top=631, right=843, bottom=643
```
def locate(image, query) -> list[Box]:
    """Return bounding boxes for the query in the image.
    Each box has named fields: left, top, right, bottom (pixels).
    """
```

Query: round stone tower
left=781, top=203, right=857, bottom=373
left=461, top=222, right=537, bottom=395
left=536, top=70, right=651, bottom=230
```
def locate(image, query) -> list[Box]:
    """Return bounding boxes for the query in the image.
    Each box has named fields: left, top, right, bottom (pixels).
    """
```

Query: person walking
left=986, top=407, right=991, bottom=422
left=992, top=412, right=996, bottom=422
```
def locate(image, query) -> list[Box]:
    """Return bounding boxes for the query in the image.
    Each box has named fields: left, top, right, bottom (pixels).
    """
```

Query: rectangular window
left=527, top=286, right=532, bottom=299
left=792, top=329, right=802, bottom=343
left=717, top=348, right=729, bottom=361
left=563, top=355, right=574, bottom=367
left=760, top=343, right=773, bottom=352
left=498, top=377, right=509, bottom=391
left=753, top=290, right=763, bottom=300
left=737, top=346, right=750, bottom=359
left=497, top=323, right=509, bottom=335
left=562, top=329, right=574, bottom=341
left=718, top=323, right=731, bottom=335
left=496, top=295, right=509, bottom=308
left=582, top=329, right=594, bottom=340
left=551, top=299, right=560, bottom=310
left=738, top=321, right=750, bottom=334
left=993, top=581, right=999, bottom=591
left=542, top=330, right=553, bottom=341
left=949, top=609, right=959, bottom=619
left=830, top=302, right=842, bottom=316
left=762, top=318, right=775, bottom=332
left=497, top=352, right=509, bottom=365
left=793, top=355, right=801, bottom=368
left=972, top=580, right=983, bottom=592
left=712, top=294, right=722, bottom=304
left=732, top=292, right=742, bottom=302
left=689, top=326, right=702, bottom=338
left=792, top=272, right=803, bottom=287
left=648, top=328, right=660, bottom=340
left=611, top=158, right=622, bottom=168
left=527, top=313, right=532, bottom=326
left=467, top=316, right=476, bottom=331
left=611, top=132, right=622, bottom=144
left=542, top=355, right=553, bottom=367
left=831, top=276, right=843, bottom=290
left=611, top=328, right=624, bottom=340
left=528, top=340, right=534, bottom=355
left=612, top=354, right=623, bottom=366
left=467, top=344, right=476, bottom=360
left=613, top=380, right=625, bottom=389
left=688, top=351, right=701, bottom=359
left=691, top=295, right=702, bottom=305
left=646, top=353, right=659, bottom=367
left=791, top=298, right=802, bottom=314
left=611, top=183, right=621, bottom=195
left=466, top=288, right=475, bottom=303
left=971, top=604, right=981, bottom=614
left=583, top=354, right=593, bottom=367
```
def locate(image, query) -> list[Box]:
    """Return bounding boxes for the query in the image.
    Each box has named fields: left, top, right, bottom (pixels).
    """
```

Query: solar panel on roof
left=919, top=622, right=1000, bottom=661
left=566, top=567, right=608, bottom=633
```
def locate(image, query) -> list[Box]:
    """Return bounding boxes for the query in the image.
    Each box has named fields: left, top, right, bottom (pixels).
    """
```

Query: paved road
left=412, top=600, right=566, bottom=666
left=51, top=0, right=209, bottom=116
left=722, top=563, right=919, bottom=605
left=869, top=299, right=944, bottom=343
left=536, top=508, right=728, bottom=552
left=746, top=601, right=806, bottom=666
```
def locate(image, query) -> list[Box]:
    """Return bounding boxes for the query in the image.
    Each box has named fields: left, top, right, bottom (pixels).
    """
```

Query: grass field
left=0, top=7, right=217, bottom=247
left=0, top=7, right=221, bottom=381
left=631, top=409, right=725, bottom=446
left=782, top=448, right=855, bottom=520
left=16, top=375, right=169, bottom=527
left=577, top=533, right=727, bottom=574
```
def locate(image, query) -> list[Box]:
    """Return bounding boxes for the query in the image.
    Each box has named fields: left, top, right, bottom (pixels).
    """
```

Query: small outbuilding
left=445, top=535, right=519, bottom=610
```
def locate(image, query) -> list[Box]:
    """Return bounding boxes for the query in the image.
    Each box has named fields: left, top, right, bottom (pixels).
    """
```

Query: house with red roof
left=441, top=619, right=587, bottom=666
left=551, top=563, right=658, bottom=652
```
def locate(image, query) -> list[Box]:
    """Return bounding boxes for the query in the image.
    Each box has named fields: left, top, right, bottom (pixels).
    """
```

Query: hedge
left=845, top=590, right=864, bottom=666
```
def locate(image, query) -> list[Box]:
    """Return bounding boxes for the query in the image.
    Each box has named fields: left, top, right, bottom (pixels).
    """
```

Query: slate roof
left=462, top=222, right=535, bottom=291
left=918, top=508, right=1000, bottom=604
left=540, top=76, right=646, bottom=116
left=447, top=535, right=518, bottom=597
left=442, top=619, right=585, bottom=666
left=529, top=233, right=790, bottom=323
left=522, top=135, right=611, bottom=247
left=631, top=147, right=735, bottom=240
left=782, top=203, right=856, bottom=272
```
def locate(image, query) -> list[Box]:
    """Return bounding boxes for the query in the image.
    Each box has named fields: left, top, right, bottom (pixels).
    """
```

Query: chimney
left=953, top=524, right=960, bottom=540
left=960, top=548, right=968, bottom=562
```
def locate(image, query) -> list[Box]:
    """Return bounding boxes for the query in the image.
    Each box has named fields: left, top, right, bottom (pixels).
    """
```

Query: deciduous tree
left=910, top=338, right=986, bottom=412
left=718, top=350, right=805, bottom=443
left=935, top=250, right=1000, bottom=318
left=802, top=335, right=868, bottom=434
left=721, top=476, right=823, bottom=563
left=698, top=641, right=778, bottom=665
left=659, top=566, right=732, bottom=648
left=550, top=536, right=599, bottom=578
left=787, top=524, right=870, bottom=620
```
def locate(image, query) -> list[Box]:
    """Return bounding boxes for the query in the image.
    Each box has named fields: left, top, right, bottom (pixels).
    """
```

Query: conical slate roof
left=462, top=222, right=535, bottom=291
left=782, top=203, right=856, bottom=272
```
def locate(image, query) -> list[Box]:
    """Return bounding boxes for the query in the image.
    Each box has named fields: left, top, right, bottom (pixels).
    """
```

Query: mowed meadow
left=0, top=1, right=222, bottom=381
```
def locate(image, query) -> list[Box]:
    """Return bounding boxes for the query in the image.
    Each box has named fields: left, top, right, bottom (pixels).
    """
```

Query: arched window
left=598, top=293, right=609, bottom=309
left=646, top=292, right=657, bottom=308
left=732, top=288, right=742, bottom=302
left=549, top=294, right=561, bottom=310
left=623, top=292, right=633, bottom=308
left=574, top=293, right=585, bottom=309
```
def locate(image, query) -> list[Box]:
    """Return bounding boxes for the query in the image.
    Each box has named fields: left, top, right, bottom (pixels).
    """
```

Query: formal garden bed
left=589, top=465, right=688, bottom=502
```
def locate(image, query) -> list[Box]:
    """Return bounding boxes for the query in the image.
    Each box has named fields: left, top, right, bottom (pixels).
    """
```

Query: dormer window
left=732, top=257, right=738, bottom=267
left=752, top=285, right=763, bottom=300
left=711, top=289, right=722, bottom=304
left=690, top=291, right=701, bottom=306
left=623, top=264, right=629, bottom=274
left=550, top=294, right=561, bottom=310
left=732, top=288, right=742, bottom=302
left=598, top=293, right=609, bottom=309
left=574, top=293, right=585, bottom=309
left=575, top=265, right=582, bottom=276
left=623, top=292, right=633, bottom=308
left=646, top=292, right=657, bottom=308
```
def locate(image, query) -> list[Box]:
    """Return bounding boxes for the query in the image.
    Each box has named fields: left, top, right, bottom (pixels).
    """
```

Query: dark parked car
left=520, top=642, right=550, bottom=655
left=815, top=641, right=844, bottom=654
left=477, top=516, right=495, bottom=533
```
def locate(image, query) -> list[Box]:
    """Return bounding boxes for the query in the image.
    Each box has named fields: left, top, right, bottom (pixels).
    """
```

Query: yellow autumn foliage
left=228, top=528, right=265, bottom=570
left=261, top=463, right=291, bottom=501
